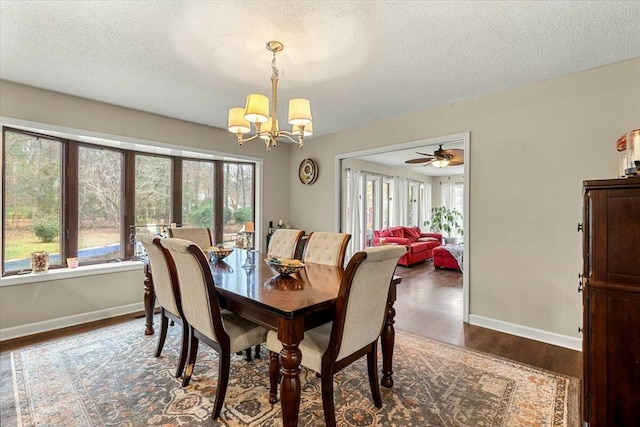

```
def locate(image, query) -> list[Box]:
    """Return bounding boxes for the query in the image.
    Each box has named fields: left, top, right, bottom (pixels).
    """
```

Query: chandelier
left=227, top=41, right=313, bottom=151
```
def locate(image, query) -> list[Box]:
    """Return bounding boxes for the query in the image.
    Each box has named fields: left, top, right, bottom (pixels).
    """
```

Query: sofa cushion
left=409, top=241, right=432, bottom=254
left=404, top=227, right=421, bottom=242
left=418, top=237, right=439, bottom=243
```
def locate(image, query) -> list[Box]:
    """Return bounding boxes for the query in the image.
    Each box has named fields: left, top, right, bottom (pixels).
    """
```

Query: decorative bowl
left=208, top=247, right=233, bottom=261
left=265, top=257, right=305, bottom=275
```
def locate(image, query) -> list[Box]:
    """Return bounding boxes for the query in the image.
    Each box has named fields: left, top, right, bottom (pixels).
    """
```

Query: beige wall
left=287, top=58, right=640, bottom=340
left=0, top=268, right=144, bottom=335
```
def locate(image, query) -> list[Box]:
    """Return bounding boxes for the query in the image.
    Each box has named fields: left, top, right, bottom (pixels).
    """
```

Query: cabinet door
left=589, top=188, right=640, bottom=284
left=587, top=286, right=640, bottom=426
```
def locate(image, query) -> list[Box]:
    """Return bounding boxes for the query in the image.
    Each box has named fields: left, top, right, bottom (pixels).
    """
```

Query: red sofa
left=373, top=226, right=442, bottom=267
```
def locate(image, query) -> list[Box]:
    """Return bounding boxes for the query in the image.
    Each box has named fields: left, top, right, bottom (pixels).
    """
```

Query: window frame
left=2, top=126, right=256, bottom=277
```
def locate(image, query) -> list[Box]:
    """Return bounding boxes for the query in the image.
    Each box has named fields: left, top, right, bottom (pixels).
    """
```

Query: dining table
left=142, top=248, right=401, bottom=427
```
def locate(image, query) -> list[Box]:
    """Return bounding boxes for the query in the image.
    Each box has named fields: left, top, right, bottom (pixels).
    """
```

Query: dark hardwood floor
left=2, top=261, right=581, bottom=381
left=393, top=261, right=582, bottom=379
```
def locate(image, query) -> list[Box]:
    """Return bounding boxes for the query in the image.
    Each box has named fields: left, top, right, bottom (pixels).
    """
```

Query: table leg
left=278, top=318, right=304, bottom=427
left=381, top=280, right=398, bottom=387
left=143, top=265, right=155, bottom=335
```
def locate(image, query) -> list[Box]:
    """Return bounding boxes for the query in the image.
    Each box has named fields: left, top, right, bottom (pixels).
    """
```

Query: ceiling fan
left=404, top=144, right=464, bottom=168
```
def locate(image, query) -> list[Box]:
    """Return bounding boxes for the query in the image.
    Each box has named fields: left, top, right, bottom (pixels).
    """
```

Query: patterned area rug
left=1, top=319, right=578, bottom=426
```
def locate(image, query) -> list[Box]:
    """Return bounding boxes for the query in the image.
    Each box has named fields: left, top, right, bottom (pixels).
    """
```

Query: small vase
left=31, top=251, right=49, bottom=273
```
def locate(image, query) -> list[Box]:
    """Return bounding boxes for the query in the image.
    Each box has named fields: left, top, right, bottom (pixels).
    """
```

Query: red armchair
left=372, top=226, right=442, bottom=267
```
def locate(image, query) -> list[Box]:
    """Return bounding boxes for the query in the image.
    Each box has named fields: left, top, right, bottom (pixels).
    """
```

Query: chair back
left=168, top=227, right=212, bottom=252
left=160, top=237, right=228, bottom=345
left=138, top=235, right=181, bottom=317
left=329, top=245, right=406, bottom=362
left=302, top=232, right=351, bottom=267
left=267, top=229, right=305, bottom=259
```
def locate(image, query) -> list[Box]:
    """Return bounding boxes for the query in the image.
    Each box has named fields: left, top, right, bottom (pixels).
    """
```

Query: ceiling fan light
left=288, top=98, right=312, bottom=125
left=228, top=107, right=250, bottom=134
left=244, top=93, right=269, bottom=123
left=432, top=158, right=450, bottom=168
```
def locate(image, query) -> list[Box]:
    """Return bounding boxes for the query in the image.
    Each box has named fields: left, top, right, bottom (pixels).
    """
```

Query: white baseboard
left=468, top=314, right=582, bottom=351
left=0, top=302, right=146, bottom=342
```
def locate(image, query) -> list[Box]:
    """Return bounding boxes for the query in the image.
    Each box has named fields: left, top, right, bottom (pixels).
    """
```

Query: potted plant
left=424, top=206, right=463, bottom=244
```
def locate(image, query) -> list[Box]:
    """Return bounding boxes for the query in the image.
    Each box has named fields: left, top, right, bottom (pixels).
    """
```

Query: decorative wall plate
left=298, top=158, right=318, bottom=185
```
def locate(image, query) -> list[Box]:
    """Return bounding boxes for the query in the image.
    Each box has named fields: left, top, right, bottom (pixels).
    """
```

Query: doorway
left=334, top=132, right=470, bottom=322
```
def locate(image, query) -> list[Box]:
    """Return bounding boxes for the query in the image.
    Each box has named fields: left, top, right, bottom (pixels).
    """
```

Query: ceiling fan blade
left=441, top=149, right=464, bottom=165
left=405, top=158, right=434, bottom=164
left=415, top=152, right=434, bottom=157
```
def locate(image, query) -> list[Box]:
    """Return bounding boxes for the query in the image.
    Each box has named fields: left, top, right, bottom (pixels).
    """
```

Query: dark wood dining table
left=142, top=248, right=400, bottom=427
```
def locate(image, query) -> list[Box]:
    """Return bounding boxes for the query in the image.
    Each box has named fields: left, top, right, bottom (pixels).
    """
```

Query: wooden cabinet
left=582, top=178, right=640, bottom=427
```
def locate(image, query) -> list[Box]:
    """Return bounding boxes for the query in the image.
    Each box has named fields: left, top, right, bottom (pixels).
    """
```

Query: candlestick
left=245, top=221, right=254, bottom=233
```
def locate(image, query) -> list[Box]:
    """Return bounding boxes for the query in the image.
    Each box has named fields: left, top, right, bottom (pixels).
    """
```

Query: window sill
left=0, top=261, right=144, bottom=287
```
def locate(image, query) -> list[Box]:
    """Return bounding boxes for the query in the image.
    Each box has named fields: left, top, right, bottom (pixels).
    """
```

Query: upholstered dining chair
left=138, top=235, right=188, bottom=379
left=168, top=227, right=212, bottom=253
left=267, top=229, right=305, bottom=259
left=302, top=231, right=352, bottom=267
left=160, top=237, right=268, bottom=420
left=266, top=245, right=406, bottom=427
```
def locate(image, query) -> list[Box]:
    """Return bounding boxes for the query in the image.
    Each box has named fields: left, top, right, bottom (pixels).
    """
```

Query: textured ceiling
left=1, top=1, right=639, bottom=143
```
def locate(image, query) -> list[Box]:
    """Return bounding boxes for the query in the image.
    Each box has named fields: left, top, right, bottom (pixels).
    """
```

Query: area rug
left=0, top=319, right=579, bottom=426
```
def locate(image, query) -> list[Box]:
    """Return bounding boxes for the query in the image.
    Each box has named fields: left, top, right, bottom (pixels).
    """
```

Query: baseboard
left=0, top=302, right=145, bottom=342
left=469, top=314, right=582, bottom=351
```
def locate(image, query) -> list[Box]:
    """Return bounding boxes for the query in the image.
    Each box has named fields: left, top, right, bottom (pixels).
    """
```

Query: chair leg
left=268, top=351, right=279, bottom=404
left=244, top=348, right=253, bottom=362
left=254, top=344, right=261, bottom=359
left=175, top=320, right=189, bottom=378
left=155, top=309, right=169, bottom=357
left=212, top=351, right=231, bottom=419
left=321, top=368, right=337, bottom=427
left=182, top=328, right=199, bottom=387
left=367, top=343, right=382, bottom=408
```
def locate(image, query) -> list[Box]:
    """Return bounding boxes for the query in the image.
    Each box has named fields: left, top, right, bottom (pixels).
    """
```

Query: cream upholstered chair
left=302, top=231, right=351, bottom=267
left=267, top=229, right=305, bottom=259
left=160, top=237, right=268, bottom=420
left=138, top=235, right=188, bottom=378
left=267, top=245, right=406, bottom=427
left=168, top=227, right=212, bottom=252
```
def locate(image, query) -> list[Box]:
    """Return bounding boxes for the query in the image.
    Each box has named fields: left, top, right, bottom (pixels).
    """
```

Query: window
left=382, top=178, right=392, bottom=230
left=78, top=146, right=123, bottom=263
left=3, top=130, right=62, bottom=272
left=182, top=160, right=214, bottom=229
left=407, top=180, right=421, bottom=227
left=223, top=162, right=254, bottom=248
left=441, top=181, right=464, bottom=240
left=135, top=155, right=172, bottom=225
left=1, top=127, right=257, bottom=276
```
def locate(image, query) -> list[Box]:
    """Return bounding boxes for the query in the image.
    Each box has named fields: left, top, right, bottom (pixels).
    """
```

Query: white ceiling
left=1, top=1, right=639, bottom=149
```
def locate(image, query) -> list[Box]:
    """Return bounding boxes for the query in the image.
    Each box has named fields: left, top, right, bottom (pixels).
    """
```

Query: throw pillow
left=389, top=228, right=404, bottom=238
left=418, top=237, right=439, bottom=242
left=404, top=227, right=421, bottom=242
